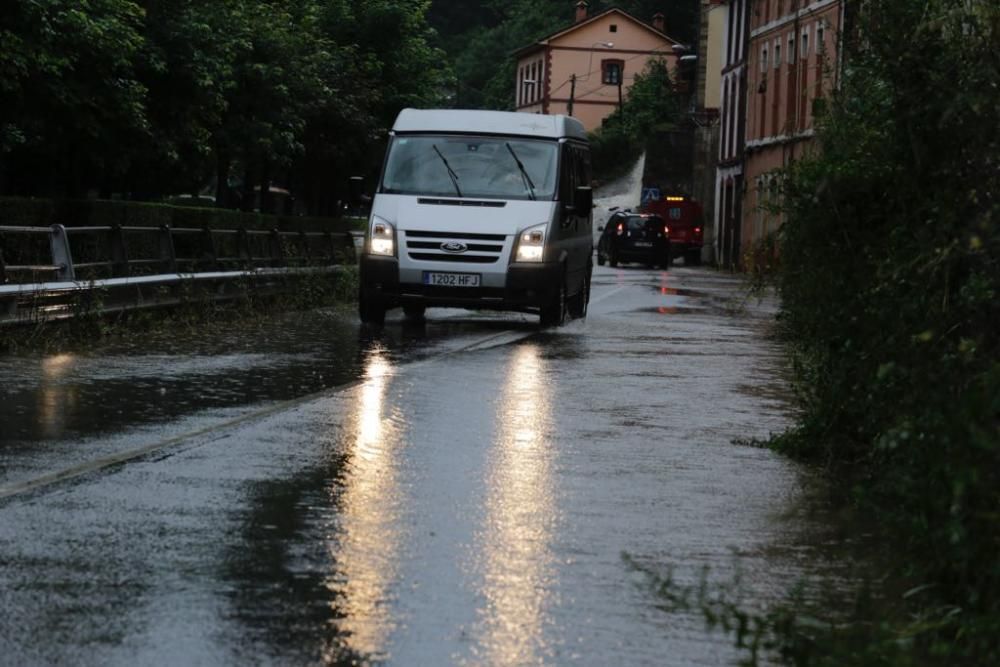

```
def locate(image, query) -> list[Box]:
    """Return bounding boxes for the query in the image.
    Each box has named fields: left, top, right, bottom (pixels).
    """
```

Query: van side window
left=561, top=144, right=590, bottom=202
left=560, top=144, right=578, bottom=203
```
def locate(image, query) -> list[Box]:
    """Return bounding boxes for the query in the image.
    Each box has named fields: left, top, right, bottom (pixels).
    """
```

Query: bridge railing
left=0, top=224, right=363, bottom=324
left=0, top=223, right=356, bottom=284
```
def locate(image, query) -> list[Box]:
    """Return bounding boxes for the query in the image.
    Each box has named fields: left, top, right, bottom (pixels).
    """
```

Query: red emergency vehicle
left=640, top=195, right=704, bottom=265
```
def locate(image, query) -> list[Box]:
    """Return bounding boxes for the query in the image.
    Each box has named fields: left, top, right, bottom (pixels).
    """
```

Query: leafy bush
left=771, top=1, right=1000, bottom=661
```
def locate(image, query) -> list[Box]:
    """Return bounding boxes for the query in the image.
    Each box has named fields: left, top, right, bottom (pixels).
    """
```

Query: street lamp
left=569, top=41, right=615, bottom=117
left=583, top=41, right=616, bottom=82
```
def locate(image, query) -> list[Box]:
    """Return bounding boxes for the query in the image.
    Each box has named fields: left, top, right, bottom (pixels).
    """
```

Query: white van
left=359, top=109, right=593, bottom=327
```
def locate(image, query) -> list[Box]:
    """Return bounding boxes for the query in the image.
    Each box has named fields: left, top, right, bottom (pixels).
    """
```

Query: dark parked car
left=597, top=212, right=671, bottom=269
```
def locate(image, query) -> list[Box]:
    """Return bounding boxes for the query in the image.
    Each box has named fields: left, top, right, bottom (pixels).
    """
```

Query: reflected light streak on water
left=476, top=344, right=557, bottom=665
left=326, top=349, right=402, bottom=662
left=38, top=353, right=78, bottom=439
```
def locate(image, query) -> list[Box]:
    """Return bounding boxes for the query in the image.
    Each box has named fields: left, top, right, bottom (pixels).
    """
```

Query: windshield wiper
left=432, top=144, right=463, bottom=197
left=505, top=142, right=537, bottom=201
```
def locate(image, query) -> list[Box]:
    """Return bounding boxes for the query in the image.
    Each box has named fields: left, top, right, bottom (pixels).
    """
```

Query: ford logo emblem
left=441, top=242, right=468, bottom=254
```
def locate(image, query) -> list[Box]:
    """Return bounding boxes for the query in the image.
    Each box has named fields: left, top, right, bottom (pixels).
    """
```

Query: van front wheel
left=568, top=267, right=590, bottom=319
left=540, top=277, right=567, bottom=327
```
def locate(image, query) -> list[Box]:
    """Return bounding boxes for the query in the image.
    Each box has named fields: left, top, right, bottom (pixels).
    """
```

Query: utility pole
left=568, top=74, right=576, bottom=116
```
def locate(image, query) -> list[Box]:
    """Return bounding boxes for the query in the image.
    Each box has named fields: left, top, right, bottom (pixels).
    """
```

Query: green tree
left=295, top=0, right=450, bottom=215
left=588, top=57, right=680, bottom=182
left=132, top=0, right=244, bottom=199
left=0, top=0, right=147, bottom=196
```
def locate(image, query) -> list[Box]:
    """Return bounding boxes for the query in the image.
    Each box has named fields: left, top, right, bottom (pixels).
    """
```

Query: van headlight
left=368, top=217, right=395, bottom=257
left=515, top=223, right=546, bottom=263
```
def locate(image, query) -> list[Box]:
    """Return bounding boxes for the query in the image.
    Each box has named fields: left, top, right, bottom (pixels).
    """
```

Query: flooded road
left=0, top=265, right=850, bottom=665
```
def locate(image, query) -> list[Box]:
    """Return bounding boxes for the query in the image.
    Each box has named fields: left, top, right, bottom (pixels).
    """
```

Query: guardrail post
left=268, top=229, right=284, bottom=267
left=110, top=224, right=129, bottom=277
left=159, top=225, right=177, bottom=273
left=237, top=227, right=251, bottom=269
left=49, top=224, right=75, bottom=281
left=200, top=225, right=217, bottom=271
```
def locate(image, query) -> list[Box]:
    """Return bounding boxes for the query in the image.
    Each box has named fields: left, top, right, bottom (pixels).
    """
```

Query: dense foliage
left=0, top=0, right=449, bottom=213
left=772, top=0, right=1000, bottom=660
left=589, top=57, right=682, bottom=183
left=427, top=0, right=698, bottom=110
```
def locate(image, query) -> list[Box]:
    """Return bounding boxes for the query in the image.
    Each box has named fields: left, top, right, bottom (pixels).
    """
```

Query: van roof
left=392, top=109, right=588, bottom=141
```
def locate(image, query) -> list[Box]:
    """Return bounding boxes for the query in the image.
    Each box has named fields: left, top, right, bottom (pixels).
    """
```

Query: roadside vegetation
left=672, top=2, right=999, bottom=664
left=0, top=0, right=448, bottom=212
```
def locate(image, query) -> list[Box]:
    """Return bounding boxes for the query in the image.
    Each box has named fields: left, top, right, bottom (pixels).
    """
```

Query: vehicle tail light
left=616, top=222, right=624, bottom=236
left=694, top=227, right=702, bottom=234
left=663, top=225, right=670, bottom=235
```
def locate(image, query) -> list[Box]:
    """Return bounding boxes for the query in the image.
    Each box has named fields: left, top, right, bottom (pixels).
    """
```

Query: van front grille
left=409, top=253, right=497, bottom=264
left=404, top=230, right=507, bottom=265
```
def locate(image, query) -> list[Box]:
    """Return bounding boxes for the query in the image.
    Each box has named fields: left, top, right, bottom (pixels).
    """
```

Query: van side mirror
left=597, top=225, right=605, bottom=232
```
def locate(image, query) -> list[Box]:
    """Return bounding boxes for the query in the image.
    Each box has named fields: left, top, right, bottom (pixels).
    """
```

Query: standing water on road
left=0, top=267, right=860, bottom=666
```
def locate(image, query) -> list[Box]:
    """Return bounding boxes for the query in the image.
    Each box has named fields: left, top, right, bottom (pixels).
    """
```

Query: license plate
left=423, top=272, right=481, bottom=287
left=633, top=241, right=653, bottom=247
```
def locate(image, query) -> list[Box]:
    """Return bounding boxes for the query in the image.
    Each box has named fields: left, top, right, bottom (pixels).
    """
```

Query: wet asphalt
left=0, top=264, right=855, bottom=666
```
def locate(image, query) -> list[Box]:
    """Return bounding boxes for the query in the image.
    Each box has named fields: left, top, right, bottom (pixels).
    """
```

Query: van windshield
left=381, top=135, right=559, bottom=201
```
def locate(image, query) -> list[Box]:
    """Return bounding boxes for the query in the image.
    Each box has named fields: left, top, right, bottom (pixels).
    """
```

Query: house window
left=817, top=23, right=825, bottom=56
left=602, top=60, right=624, bottom=85
left=775, top=42, right=781, bottom=68
left=610, top=24, right=618, bottom=33
left=801, top=29, right=810, bottom=58
left=787, top=34, right=795, bottom=64
left=761, top=46, right=768, bottom=72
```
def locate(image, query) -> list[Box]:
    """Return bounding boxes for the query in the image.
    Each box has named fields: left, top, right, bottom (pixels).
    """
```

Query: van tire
left=359, top=291, right=386, bottom=326
left=540, top=277, right=567, bottom=327
left=568, top=266, right=590, bottom=319
left=685, top=249, right=702, bottom=266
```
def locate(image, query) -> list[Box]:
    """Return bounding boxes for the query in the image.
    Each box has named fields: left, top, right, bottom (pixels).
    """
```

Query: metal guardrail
left=0, top=224, right=364, bottom=325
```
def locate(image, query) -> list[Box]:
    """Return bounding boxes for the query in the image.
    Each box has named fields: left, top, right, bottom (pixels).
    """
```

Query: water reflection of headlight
left=327, top=349, right=401, bottom=662
left=38, top=353, right=78, bottom=439
left=477, top=344, right=557, bottom=665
